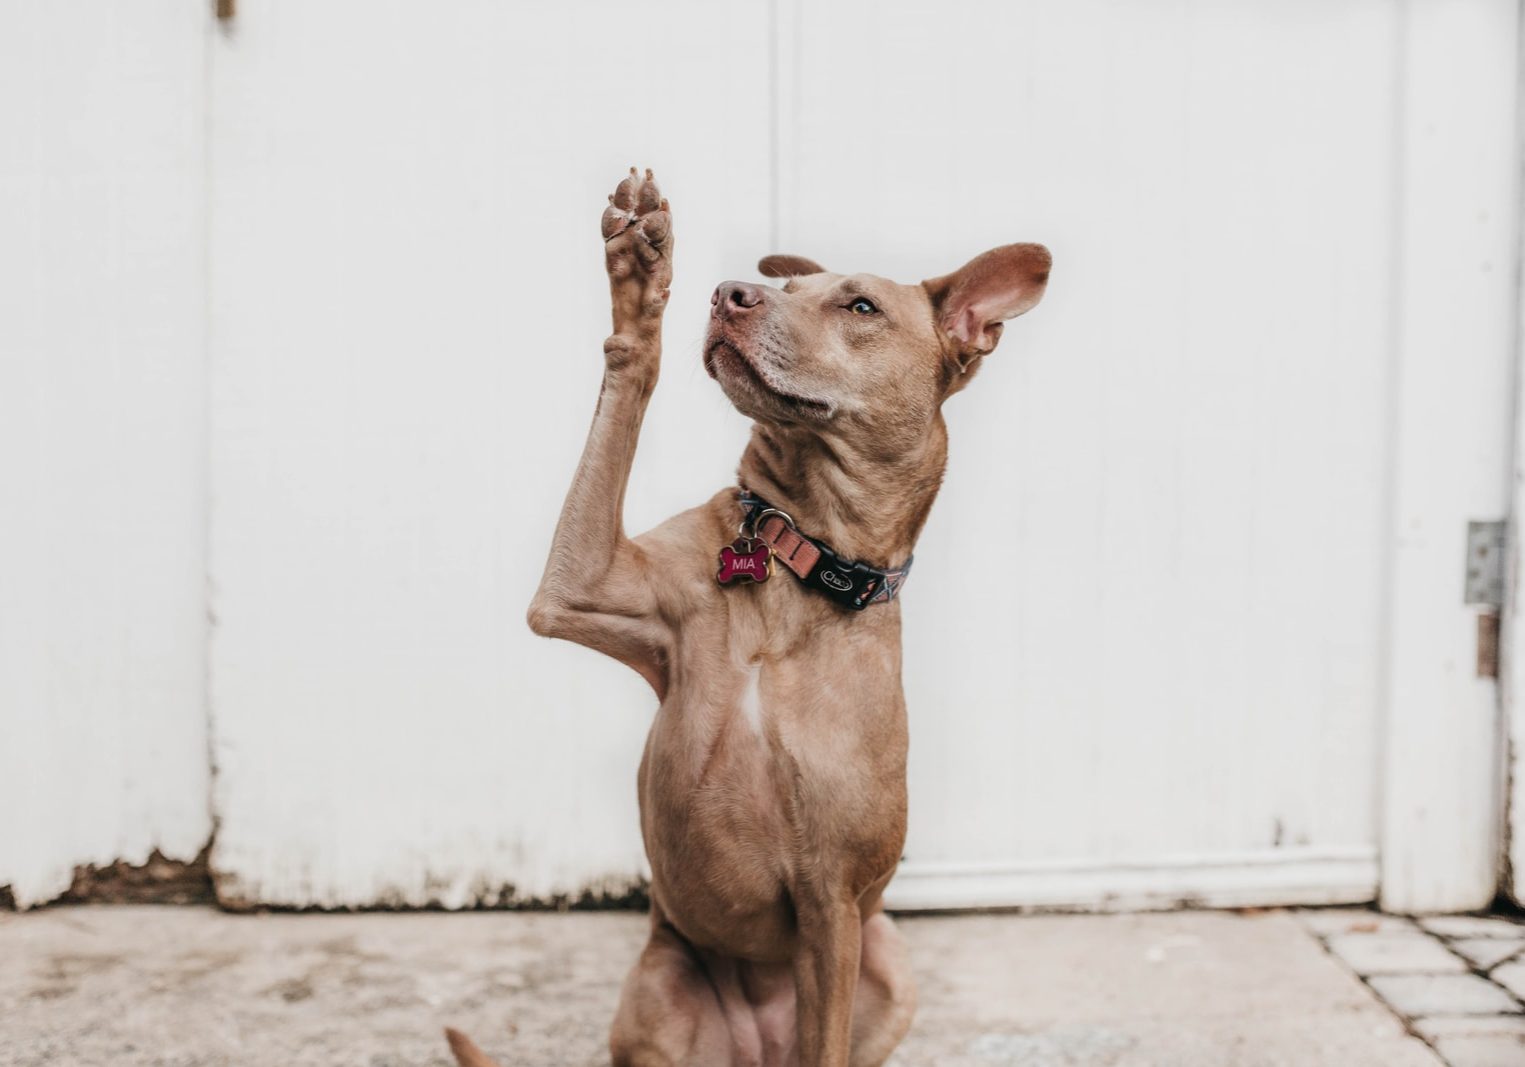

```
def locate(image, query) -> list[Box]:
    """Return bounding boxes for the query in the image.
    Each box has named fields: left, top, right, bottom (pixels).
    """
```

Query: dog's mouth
left=704, top=337, right=831, bottom=417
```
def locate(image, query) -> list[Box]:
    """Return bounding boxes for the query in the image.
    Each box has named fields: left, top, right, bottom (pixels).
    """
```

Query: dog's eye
left=848, top=298, right=878, bottom=315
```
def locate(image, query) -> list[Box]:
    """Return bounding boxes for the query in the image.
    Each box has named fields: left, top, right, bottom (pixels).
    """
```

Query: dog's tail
left=444, top=1027, right=504, bottom=1067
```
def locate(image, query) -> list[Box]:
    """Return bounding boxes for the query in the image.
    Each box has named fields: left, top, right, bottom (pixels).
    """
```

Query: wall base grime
left=54, top=846, right=215, bottom=906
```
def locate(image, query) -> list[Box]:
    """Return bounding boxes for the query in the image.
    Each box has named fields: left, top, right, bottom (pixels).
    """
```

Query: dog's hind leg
left=848, top=912, right=916, bottom=1067
left=611, top=920, right=734, bottom=1067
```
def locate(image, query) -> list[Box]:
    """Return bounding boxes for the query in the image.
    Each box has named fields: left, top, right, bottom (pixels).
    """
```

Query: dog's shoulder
left=629, top=490, right=737, bottom=604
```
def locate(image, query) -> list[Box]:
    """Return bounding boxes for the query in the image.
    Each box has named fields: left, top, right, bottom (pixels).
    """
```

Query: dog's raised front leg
left=527, top=168, right=674, bottom=697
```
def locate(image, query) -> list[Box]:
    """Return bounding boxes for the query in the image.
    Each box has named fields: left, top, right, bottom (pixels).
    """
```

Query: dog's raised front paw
left=602, top=167, right=673, bottom=323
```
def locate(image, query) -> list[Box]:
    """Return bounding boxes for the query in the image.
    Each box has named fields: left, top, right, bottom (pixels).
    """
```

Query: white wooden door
left=207, top=0, right=1519, bottom=910
left=773, top=0, right=1518, bottom=913
left=0, top=1, right=212, bottom=906
left=207, top=0, right=772, bottom=906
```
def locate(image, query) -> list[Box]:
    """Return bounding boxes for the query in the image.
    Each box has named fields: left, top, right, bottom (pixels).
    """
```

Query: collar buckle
left=741, top=506, right=795, bottom=540
left=734, top=490, right=913, bottom=611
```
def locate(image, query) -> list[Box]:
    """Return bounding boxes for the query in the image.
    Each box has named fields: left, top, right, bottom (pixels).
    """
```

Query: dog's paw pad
left=603, top=168, right=671, bottom=247
left=603, top=167, right=673, bottom=295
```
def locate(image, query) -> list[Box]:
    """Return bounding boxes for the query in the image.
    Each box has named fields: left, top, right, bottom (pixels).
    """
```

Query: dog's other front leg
left=528, top=168, right=675, bottom=697
left=793, top=890, right=863, bottom=1067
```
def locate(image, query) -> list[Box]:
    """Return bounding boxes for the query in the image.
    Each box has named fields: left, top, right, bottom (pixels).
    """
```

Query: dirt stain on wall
left=55, top=846, right=214, bottom=906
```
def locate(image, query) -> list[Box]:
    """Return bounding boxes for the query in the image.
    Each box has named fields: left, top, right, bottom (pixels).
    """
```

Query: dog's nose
left=712, top=281, right=764, bottom=319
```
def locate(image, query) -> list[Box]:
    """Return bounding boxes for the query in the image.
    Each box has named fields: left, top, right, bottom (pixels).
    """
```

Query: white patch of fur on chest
left=738, top=661, right=765, bottom=736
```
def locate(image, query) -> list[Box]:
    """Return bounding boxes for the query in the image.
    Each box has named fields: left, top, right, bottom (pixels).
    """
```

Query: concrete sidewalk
left=0, top=905, right=1516, bottom=1066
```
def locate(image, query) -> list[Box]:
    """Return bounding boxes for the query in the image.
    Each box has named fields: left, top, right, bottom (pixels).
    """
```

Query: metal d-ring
left=741, top=506, right=795, bottom=539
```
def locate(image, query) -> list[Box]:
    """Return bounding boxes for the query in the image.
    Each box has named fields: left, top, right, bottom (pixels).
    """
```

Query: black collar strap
left=739, top=491, right=913, bottom=611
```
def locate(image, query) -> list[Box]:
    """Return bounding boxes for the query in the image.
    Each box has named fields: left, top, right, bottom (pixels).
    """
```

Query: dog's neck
left=736, top=421, right=948, bottom=569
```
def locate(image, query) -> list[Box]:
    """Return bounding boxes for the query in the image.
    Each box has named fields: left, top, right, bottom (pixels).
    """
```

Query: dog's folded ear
left=923, top=243, right=1051, bottom=376
left=758, top=254, right=828, bottom=279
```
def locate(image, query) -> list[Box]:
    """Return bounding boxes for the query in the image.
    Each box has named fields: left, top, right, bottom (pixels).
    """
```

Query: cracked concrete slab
left=1493, top=961, right=1525, bottom=1003
left=1451, top=940, right=1525, bottom=972
left=1415, top=1016, right=1525, bottom=1040
left=1298, top=908, right=1417, bottom=937
left=0, top=906, right=1441, bottom=1067
left=1299, top=909, right=1525, bottom=1067
left=1326, top=932, right=1468, bottom=976
left=1419, top=917, right=1525, bottom=941
left=1416, top=1016, right=1525, bottom=1067
left=1365, top=974, right=1521, bottom=1019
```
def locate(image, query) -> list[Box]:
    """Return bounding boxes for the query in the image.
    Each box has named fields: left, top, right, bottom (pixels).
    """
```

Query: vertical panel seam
left=1373, top=0, right=1409, bottom=905
left=768, top=0, right=780, bottom=250
left=200, top=0, right=222, bottom=891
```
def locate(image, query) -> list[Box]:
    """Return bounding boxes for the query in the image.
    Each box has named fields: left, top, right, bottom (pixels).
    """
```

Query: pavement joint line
left=1427, top=927, right=1525, bottom=1013
left=1490, top=942, right=1525, bottom=972
left=1297, top=908, right=1525, bottom=1067
left=1300, top=915, right=1441, bottom=1058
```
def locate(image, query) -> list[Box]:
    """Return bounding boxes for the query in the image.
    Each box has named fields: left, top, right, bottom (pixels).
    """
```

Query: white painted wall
left=2, top=0, right=1517, bottom=912
left=0, top=2, right=212, bottom=906
left=1379, top=0, right=1519, bottom=914
left=770, top=0, right=1521, bottom=913
left=206, top=0, right=771, bottom=906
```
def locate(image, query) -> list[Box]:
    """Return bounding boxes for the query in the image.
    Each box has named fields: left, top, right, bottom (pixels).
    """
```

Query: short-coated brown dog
left=446, top=169, right=1050, bottom=1067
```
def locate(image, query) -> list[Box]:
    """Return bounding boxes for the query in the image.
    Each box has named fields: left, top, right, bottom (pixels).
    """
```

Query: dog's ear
left=923, top=243, right=1051, bottom=378
left=758, top=254, right=827, bottom=279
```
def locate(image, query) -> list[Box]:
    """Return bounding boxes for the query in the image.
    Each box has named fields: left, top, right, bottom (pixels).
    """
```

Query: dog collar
left=716, top=490, right=913, bottom=611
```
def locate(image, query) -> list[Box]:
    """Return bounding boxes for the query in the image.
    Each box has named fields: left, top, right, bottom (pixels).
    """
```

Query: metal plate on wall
left=1464, top=521, right=1506, bottom=607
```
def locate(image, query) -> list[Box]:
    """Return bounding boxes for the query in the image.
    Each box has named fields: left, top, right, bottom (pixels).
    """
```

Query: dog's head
left=703, top=244, right=1050, bottom=454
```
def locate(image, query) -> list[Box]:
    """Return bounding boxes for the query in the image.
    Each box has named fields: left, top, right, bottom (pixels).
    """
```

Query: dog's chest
left=642, top=592, right=910, bottom=841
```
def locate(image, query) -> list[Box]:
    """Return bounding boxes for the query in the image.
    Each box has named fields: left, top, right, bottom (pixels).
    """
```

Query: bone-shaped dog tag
left=717, top=536, right=771, bottom=585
